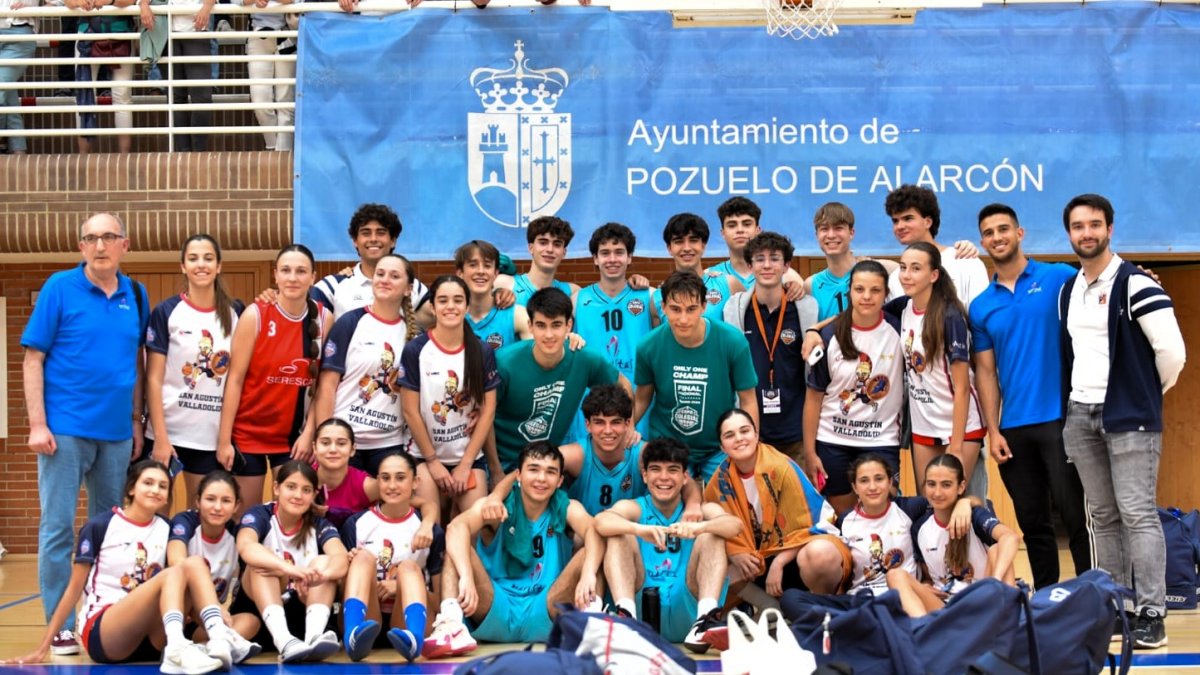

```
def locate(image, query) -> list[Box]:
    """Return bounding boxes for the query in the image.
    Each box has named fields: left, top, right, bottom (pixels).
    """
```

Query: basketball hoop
left=763, top=0, right=843, bottom=39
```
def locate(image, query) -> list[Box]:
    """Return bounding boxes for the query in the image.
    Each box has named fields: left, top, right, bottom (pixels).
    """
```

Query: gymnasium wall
left=0, top=153, right=1196, bottom=554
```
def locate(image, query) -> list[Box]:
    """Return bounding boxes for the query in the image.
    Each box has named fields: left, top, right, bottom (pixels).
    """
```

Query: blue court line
left=0, top=593, right=40, bottom=612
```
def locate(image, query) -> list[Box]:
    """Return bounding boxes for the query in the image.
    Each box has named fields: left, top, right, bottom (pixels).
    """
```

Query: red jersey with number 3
left=233, top=301, right=324, bottom=454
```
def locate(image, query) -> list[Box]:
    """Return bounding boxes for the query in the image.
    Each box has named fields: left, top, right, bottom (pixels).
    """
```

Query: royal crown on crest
left=470, top=41, right=569, bottom=113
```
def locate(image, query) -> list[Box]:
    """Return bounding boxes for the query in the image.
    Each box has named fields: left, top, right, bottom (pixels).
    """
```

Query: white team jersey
left=913, top=506, right=998, bottom=596
left=341, top=505, right=444, bottom=613
left=808, top=315, right=905, bottom=447
left=897, top=300, right=983, bottom=440
left=398, top=332, right=500, bottom=464
left=75, top=508, right=170, bottom=627
left=838, top=498, right=927, bottom=594
left=888, top=248, right=989, bottom=309
left=321, top=307, right=411, bottom=449
left=145, top=295, right=240, bottom=450
left=238, top=503, right=340, bottom=571
left=170, top=511, right=240, bottom=603
left=313, top=263, right=428, bottom=320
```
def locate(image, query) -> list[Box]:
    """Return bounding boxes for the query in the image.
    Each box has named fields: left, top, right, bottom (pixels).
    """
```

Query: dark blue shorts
left=815, top=440, right=900, bottom=496
left=83, top=604, right=160, bottom=664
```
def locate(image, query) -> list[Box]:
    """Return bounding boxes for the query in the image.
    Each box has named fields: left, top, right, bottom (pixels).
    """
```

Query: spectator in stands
left=232, top=0, right=296, bottom=151
left=0, top=0, right=38, bottom=155
left=60, top=0, right=137, bottom=154
left=20, top=213, right=150, bottom=656
left=139, top=0, right=215, bottom=151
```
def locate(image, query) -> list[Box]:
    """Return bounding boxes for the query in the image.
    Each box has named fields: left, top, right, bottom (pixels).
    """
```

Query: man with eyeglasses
left=723, top=232, right=817, bottom=461
left=20, top=212, right=150, bottom=657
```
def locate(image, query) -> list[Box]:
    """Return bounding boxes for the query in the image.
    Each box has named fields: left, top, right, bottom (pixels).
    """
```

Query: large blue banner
left=295, top=4, right=1200, bottom=260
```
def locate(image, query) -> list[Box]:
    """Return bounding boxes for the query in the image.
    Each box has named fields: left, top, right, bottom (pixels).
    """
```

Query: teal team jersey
left=633, top=495, right=727, bottom=642
left=653, top=271, right=733, bottom=324
left=467, top=306, right=517, bottom=351
left=567, top=437, right=647, bottom=515
left=472, top=502, right=574, bottom=642
left=707, top=260, right=756, bottom=290
left=493, top=342, right=620, bottom=471
left=637, top=496, right=691, bottom=587
left=513, top=274, right=573, bottom=307
left=810, top=267, right=852, bottom=322
left=574, top=283, right=653, bottom=382
left=633, top=320, right=758, bottom=461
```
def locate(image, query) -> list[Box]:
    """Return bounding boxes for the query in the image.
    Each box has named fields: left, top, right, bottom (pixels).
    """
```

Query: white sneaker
left=278, top=639, right=312, bottom=663
left=225, top=630, right=261, bottom=664
left=202, top=637, right=232, bottom=671
left=421, top=613, right=477, bottom=659
left=304, top=630, right=340, bottom=662
left=161, top=641, right=223, bottom=675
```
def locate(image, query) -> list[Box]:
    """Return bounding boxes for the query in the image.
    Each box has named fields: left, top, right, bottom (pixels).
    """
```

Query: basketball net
left=763, top=0, right=842, bottom=39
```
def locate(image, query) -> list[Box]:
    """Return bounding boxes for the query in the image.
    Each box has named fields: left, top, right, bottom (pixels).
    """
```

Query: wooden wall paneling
left=1157, top=266, right=1199, bottom=510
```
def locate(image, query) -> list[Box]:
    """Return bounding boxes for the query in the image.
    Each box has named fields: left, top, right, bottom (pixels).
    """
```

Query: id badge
left=762, top=389, right=782, bottom=415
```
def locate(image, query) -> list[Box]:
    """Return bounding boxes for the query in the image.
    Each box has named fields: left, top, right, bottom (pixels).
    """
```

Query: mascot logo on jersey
left=360, top=342, right=400, bottom=403
left=183, top=329, right=231, bottom=389
left=431, top=370, right=472, bottom=425
left=862, top=533, right=904, bottom=584
left=468, top=41, right=572, bottom=229
left=838, top=353, right=890, bottom=415
left=903, top=329, right=926, bottom=380
left=121, top=542, right=163, bottom=591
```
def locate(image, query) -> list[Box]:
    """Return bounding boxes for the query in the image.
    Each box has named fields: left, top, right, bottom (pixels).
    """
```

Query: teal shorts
left=472, top=586, right=553, bottom=643
left=690, top=451, right=726, bottom=484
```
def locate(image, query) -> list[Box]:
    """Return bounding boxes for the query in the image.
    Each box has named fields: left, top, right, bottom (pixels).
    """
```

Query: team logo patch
left=620, top=473, right=633, bottom=492
left=626, top=298, right=645, bottom=316
left=705, top=288, right=722, bottom=305
left=145, top=327, right=156, bottom=343
left=240, top=513, right=256, bottom=526
left=673, top=405, right=701, bottom=431
left=79, top=540, right=91, bottom=555
left=780, top=328, right=797, bottom=345
left=486, top=333, right=505, bottom=349
left=172, top=523, right=186, bottom=536
left=324, top=341, right=337, bottom=359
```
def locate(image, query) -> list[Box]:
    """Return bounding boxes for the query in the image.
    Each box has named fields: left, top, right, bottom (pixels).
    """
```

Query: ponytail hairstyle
left=275, top=460, right=321, bottom=545
left=428, top=275, right=485, bottom=406
left=905, top=242, right=965, bottom=362
left=925, top=453, right=969, bottom=572
left=390, top=254, right=422, bottom=342
left=182, top=234, right=235, bottom=338
left=833, top=259, right=889, bottom=361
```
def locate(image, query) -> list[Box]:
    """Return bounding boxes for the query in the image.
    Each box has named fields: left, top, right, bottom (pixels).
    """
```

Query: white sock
left=162, top=610, right=187, bottom=648
left=199, top=604, right=228, bottom=640
left=439, top=598, right=464, bottom=624
left=261, top=604, right=297, bottom=652
left=304, top=604, right=331, bottom=643
left=616, top=598, right=637, bottom=619
left=696, top=598, right=718, bottom=618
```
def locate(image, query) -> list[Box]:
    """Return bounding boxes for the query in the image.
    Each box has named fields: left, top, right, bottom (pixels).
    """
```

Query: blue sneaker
left=387, top=627, right=420, bottom=663
left=346, top=620, right=381, bottom=662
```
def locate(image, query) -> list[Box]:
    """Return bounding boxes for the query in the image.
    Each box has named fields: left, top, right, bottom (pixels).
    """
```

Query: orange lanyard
left=750, top=293, right=785, bottom=389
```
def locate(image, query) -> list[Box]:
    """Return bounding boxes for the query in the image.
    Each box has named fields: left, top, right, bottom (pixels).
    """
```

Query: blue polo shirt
left=21, top=264, right=149, bottom=441
left=968, top=259, right=1076, bottom=429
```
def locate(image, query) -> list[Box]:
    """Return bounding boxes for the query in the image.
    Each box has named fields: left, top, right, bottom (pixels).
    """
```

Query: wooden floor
left=0, top=553, right=1197, bottom=672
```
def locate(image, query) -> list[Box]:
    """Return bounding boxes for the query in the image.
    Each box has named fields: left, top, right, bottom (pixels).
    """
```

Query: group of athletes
left=13, top=185, right=1154, bottom=672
